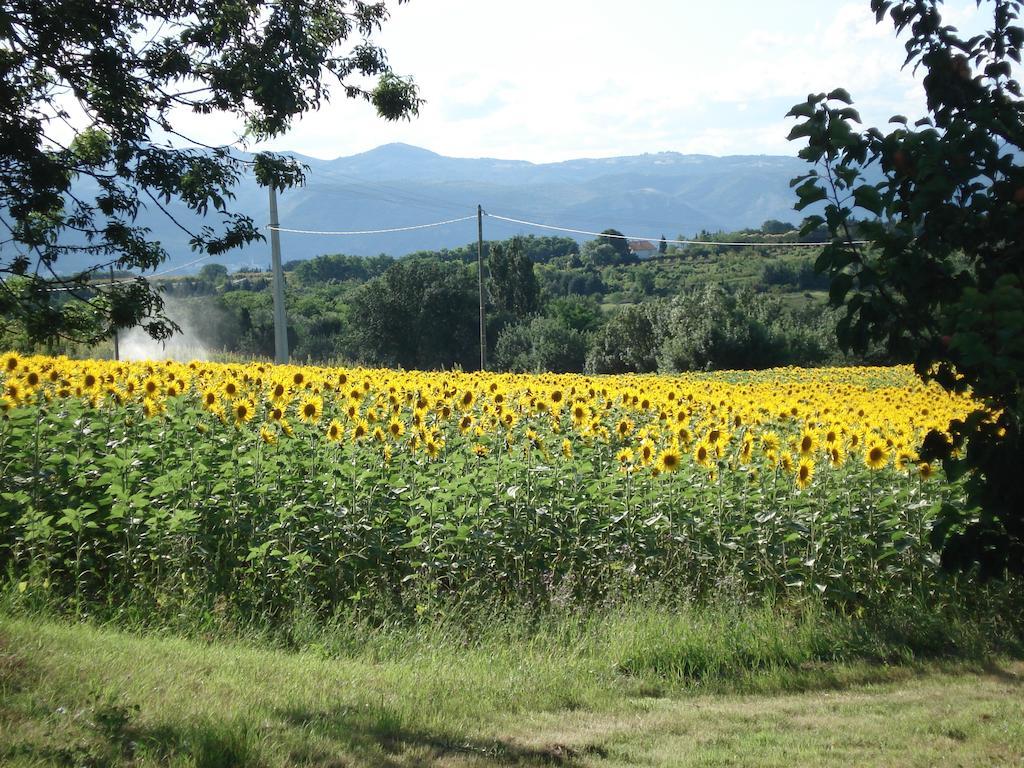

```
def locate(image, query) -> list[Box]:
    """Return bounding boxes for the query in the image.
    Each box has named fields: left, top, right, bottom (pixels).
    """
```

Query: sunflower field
left=0, top=352, right=980, bottom=619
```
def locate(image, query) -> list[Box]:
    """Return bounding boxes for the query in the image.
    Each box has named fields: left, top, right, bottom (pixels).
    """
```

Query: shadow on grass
left=119, top=703, right=603, bottom=768
left=273, top=702, right=603, bottom=767
left=980, top=658, right=1023, bottom=686
left=132, top=719, right=265, bottom=768
left=611, top=651, right=1024, bottom=701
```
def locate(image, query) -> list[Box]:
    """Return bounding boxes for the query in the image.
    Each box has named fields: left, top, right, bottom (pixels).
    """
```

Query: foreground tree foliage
left=0, top=0, right=420, bottom=344
left=788, top=0, right=1023, bottom=576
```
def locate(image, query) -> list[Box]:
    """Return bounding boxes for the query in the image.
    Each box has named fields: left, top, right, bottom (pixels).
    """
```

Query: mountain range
left=52, top=143, right=822, bottom=273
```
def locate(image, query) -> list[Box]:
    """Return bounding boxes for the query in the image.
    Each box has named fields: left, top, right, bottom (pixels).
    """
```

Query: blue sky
left=201, top=1, right=989, bottom=162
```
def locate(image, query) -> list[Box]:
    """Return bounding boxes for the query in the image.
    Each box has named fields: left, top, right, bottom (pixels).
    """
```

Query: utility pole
left=109, top=266, right=119, bottom=361
left=268, top=184, right=289, bottom=365
left=477, top=204, right=486, bottom=371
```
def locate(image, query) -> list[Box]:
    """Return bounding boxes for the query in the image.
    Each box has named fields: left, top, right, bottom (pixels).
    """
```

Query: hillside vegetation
left=4, top=221, right=881, bottom=373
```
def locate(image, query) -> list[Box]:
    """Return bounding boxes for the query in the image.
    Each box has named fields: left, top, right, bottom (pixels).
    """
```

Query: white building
left=628, top=240, right=658, bottom=260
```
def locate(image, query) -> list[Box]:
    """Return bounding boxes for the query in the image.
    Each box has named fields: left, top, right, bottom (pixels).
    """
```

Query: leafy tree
left=787, top=0, right=1024, bottom=576
left=493, top=316, right=587, bottom=373
left=655, top=287, right=786, bottom=372
left=512, top=235, right=579, bottom=264
left=580, top=240, right=621, bottom=268
left=0, top=1, right=420, bottom=345
left=198, top=264, right=228, bottom=284
left=348, top=260, right=477, bottom=370
left=488, top=236, right=539, bottom=317
left=586, top=304, right=659, bottom=374
left=546, top=296, right=605, bottom=335
left=761, top=219, right=796, bottom=235
left=598, top=228, right=631, bottom=261
left=290, top=253, right=392, bottom=286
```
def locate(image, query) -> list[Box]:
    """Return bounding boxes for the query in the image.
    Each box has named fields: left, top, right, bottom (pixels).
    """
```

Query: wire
left=24, top=250, right=223, bottom=292
left=484, top=212, right=866, bottom=247
left=24, top=204, right=858, bottom=294
left=267, top=214, right=476, bottom=235
left=149, top=251, right=221, bottom=277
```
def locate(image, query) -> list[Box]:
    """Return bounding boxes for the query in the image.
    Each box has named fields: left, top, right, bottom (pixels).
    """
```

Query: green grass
left=2, top=604, right=1023, bottom=767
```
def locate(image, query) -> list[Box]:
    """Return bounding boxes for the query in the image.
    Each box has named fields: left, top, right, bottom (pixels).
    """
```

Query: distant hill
left=35, top=144, right=823, bottom=273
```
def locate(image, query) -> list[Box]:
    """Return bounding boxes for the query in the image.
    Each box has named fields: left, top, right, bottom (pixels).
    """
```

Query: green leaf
left=827, top=87, right=853, bottom=104
left=853, top=185, right=883, bottom=215
left=830, top=273, right=854, bottom=304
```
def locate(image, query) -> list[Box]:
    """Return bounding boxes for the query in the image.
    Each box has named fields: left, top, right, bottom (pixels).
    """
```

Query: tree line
left=69, top=223, right=880, bottom=374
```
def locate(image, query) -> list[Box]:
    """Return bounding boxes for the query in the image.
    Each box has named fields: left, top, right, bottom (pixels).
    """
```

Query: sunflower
left=561, top=438, right=573, bottom=459
left=3, top=379, right=23, bottom=405
left=326, top=419, right=344, bottom=442
left=571, top=403, right=589, bottom=426
left=260, top=425, right=278, bottom=445
left=657, top=445, right=682, bottom=473
left=3, top=352, right=21, bottom=373
left=895, top=450, right=916, bottom=473
left=779, top=452, right=795, bottom=473
left=693, top=440, right=713, bottom=468
left=864, top=442, right=889, bottom=470
left=387, top=417, right=405, bottom=439
left=639, top=439, right=655, bottom=466
left=917, top=462, right=935, bottom=481
left=796, top=458, right=815, bottom=490
left=231, top=398, right=255, bottom=425
left=269, top=381, right=288, bottom=402
left=142, top=397, right=165, bottom=419
left=828, top=445, right=846, bottom=468
left=740, top=436, right=754, bottom=463
left=424, top=436, right=443, bottom=459
left=351, top=420, right=369, bottom=442
left=472, top=443, right=489, bottom=458
left=797, top=426, right=818, bottom=456
left=676, top=425, right=692, bottom=446
left=824, top=425, right=842, bottom=446
left=616, top=447, right=634, bottom=466
left=297, top=395, right=323, bottom=424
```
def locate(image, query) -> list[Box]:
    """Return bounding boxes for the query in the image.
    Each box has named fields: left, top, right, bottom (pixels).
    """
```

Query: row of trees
left=120, top=231, right=856, bottom=374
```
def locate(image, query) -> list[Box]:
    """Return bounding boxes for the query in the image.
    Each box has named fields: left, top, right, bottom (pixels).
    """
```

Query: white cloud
left=46, top=0, right=1003, bottom=162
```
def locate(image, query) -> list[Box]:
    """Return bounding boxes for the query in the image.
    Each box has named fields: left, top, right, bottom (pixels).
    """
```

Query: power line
left=150, top=251, right=221, bottom=277
left=267, top=214, right=476, bottom=235
left=264, top=208, right=856, bottom=247
left=25, top=203, right=856, bottom=294
left=29, top=250, right=222, bottom=292
left=484, top=212, right=865, bottom=247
